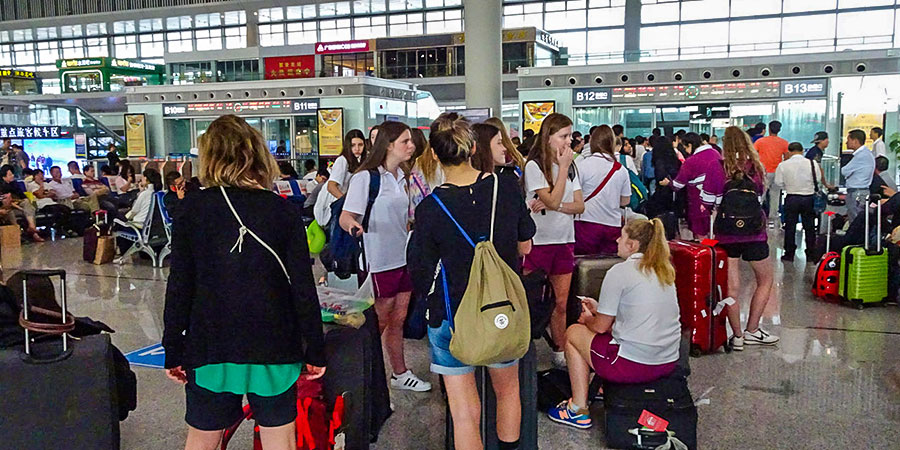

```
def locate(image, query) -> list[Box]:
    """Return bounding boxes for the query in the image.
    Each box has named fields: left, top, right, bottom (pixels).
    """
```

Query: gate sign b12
left=573, top=87, right=612, bottom=106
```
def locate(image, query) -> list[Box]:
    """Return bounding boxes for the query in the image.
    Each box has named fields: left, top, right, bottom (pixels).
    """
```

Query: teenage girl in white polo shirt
left=326, top=129, right=367, bottom=200
left=548, top=218, right=681, bottom=430
left=574, top=125, right=631, bottom=255
left=522, top=113, right=585, bottom=368
left=339, top=121, right=431, bottom=393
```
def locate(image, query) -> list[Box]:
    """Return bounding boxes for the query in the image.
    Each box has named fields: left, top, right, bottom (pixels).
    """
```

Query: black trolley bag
left=603, top=369, right=698, bottom=450
left=445, top=342, right=538, bottom=450
left=0, top=269, right=121, bottom=450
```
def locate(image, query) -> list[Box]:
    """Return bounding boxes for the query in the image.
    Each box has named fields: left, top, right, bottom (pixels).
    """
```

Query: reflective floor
left=5, top=232, right=900, bottom=449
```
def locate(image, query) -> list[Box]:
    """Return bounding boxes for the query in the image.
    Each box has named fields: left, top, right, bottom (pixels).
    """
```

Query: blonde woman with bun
left=548, top=218, right=681, bottom=430
left=410, top=112, right=535, bottom=450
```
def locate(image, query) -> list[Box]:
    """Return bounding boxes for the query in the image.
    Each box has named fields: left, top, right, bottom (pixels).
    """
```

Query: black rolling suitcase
left=322, top=308, right=392, bottom=449
left=0, top=270, right=121, bottom=450
left=445, top=342, right=537, bottom=450
left=603, top=371, right=698, bottom=450
left=83, top=210, right=111, bottom=262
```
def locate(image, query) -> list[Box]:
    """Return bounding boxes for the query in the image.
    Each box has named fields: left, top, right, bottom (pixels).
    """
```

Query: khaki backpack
left=432, top=174, right=531, bottom=366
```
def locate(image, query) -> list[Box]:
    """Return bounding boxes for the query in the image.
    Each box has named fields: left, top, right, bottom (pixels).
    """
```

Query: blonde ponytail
left=624, top=218, right=676, bottom=286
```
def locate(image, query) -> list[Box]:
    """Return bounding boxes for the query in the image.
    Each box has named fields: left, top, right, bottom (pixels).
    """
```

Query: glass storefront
left=321, top=52, right=374, bottom=77
left=294, top=116, right=317, bottom=159
left=264, top=118, right=292, bottom=159
left=64, top=71, right=104, bottom=93
left=218, top=59, right=260, bottom=82
left=170, top=61, right=215, bottom=84
left=378, top=42, right=545, bottom=79
left=178, top=115, right=316, bottom=161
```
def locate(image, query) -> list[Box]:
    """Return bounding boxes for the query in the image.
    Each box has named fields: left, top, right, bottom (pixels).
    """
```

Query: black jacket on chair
left=163, top=187, right=325, bottom=370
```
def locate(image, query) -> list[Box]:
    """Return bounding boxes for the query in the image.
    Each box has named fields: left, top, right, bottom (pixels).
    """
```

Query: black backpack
left=715, top=175, right=763, bottom=235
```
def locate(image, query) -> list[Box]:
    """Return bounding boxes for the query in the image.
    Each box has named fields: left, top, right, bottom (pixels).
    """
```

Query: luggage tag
left=638, top=409, right=669, bottom=432
left=700, top=238, right=719, bottom=247
left=713, top=297, right=736, bottom=316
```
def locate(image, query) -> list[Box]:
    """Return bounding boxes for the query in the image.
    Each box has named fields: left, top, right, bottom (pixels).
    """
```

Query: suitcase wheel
left=724, top=341, right=733, bottom=353
left=689, top=344, right=701, bottom=358
left=855, top=302, right=865, bottom=311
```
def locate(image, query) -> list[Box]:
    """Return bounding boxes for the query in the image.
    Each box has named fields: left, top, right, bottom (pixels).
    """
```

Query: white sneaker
left=743, top=328, right=779, bottom=346
left=390, top=370, right=432, bottom=392
left=730, top=335, right=744, bottom=351
left=552, top=351, right=567, bottom=369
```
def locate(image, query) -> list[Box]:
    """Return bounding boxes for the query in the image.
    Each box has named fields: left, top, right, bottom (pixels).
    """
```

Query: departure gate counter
left=124, top=76, right=439, bottom=162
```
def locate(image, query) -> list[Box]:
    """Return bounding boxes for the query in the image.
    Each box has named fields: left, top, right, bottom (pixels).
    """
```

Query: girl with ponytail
left=547, top=218, right=681, bottom=430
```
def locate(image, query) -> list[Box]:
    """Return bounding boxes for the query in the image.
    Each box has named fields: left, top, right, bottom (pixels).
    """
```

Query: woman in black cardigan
left=163, top=115, right=325, bottom=450
left=646, top=135, right=685, bottom=219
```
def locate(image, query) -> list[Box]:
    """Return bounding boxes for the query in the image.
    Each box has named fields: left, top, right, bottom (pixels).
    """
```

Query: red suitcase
left=812, top=211, right=840, bottom=299
left=669, top=239, right=731, bottom=356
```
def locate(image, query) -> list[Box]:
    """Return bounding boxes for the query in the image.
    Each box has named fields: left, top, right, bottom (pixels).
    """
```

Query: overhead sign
left=124, top=343, right=165, bottom=369
left=0, top=125, right=62, bottom=139
left=110, top=58, right=160, bottom=72
left=163, top=99, right=318, bottom=117
left=315, top=40, right=370, bottom=54
left=455, top=108, right=492, bottom=124
left=125, top=113, right=148, bottom=157
left=58, top=58, right=104, bottom=69
left=0, top=69, right=35, bottom=79
left=573, top=87, right=612, bottom=106
left=780, top=79, right=826, bottom=98
left=608, top=82, right=782, bottom=104
left=264, top=55, right=315, bottom=80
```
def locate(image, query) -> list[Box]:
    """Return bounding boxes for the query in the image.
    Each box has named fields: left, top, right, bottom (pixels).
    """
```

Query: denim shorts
left=428, top=320, right=518, bottom=376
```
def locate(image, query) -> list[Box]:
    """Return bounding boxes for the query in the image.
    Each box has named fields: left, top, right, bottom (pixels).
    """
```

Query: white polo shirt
left=343, top=166, right=409, bottom=273
left=596, top=253, right=681, bottom=365
left=774, top=154, right=821, bottom=196
left=327, top=155, right=354, bottom=194
left=524, top=160, right=581, bottom=245
left=575, top=153, right=631, bottom=227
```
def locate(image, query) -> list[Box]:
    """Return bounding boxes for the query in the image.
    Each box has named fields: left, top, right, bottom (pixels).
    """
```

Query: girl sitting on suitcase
left=548, top=218, right=681, bottom=430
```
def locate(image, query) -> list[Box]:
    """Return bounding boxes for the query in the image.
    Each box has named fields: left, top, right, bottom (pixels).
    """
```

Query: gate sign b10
left=780, top=79, right=826, bottom=98
left=573, top=87, right=612, bottom=106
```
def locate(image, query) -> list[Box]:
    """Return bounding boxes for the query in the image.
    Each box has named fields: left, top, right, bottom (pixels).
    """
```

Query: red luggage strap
left=584, top=161, right=622, bottom=203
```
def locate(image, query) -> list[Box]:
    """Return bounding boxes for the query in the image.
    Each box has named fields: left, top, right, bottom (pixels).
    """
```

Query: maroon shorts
left=574, top=221, right=621, bottom=256
left=589, top=333, right=677, bottom=384
left=372, top=266, right=413, bottom=298
left=523, top=243, right=575, bottom=276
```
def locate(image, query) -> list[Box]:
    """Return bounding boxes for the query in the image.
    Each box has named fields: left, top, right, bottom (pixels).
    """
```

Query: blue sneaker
left=547, top=400, right=592, bottom=429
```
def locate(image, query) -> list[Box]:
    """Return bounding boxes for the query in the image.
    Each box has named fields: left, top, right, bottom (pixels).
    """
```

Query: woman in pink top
left=663, top=132, right=725, bottom=240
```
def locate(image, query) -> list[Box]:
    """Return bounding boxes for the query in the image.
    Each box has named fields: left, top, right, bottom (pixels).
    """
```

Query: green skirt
left=194, top=362, right=303, bottom=397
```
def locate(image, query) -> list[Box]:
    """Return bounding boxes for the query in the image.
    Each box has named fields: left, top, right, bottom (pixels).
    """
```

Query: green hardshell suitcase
left=839, top=195, right=888, bottom=308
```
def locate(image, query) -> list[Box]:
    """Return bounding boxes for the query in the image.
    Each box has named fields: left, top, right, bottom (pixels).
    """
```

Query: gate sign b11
left=573, top=87, right=612, bottom=106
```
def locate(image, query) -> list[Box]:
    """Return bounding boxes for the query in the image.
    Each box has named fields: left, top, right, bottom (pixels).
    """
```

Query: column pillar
left=463, top=0, right=502, bottom=117
left=246, top=8, right=259, bottom=48
left=624, top=0, right=642, bottom=62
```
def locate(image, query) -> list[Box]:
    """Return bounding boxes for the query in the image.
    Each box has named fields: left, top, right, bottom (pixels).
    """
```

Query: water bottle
left=50, top=228, right=56, bottom=241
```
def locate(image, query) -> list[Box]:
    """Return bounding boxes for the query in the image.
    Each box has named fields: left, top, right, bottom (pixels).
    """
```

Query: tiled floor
left=5, top=234, right=900, bottom=449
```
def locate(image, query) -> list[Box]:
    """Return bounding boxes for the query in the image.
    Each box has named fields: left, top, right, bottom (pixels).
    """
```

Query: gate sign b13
left=780, top=79, right=826, bottom=98
left=573, top=87, right=612, bottom=106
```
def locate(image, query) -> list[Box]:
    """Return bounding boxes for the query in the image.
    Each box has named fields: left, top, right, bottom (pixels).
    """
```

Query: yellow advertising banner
left=124, top=113, right=148, bottom=157
left=317, top=108, right=344, bottom=157
left=841, top=113, right=884, bottom=150
left=522, top=102, right=555, bottom=135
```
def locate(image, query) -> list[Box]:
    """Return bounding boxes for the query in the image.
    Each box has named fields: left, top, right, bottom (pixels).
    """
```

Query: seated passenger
left=116, top=162, right=139, bottom=206
left=114, top=168, right=162, bottom=254
left=67, top=161, right=85, bottom=180
left=26, top=169, right=74, bottom=235
left=548, top=218, right=680, bottom=430
left=278, top=161, right=299, bottom=181
left=303, top=167, right=329, bottom=219
left=0, top=164, right=44, bottom=242
left=48, top=165, right=99, bottom=212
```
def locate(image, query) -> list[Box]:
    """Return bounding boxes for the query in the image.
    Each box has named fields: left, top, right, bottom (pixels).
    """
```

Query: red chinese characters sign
left=264, top=55, right=315, bottom=80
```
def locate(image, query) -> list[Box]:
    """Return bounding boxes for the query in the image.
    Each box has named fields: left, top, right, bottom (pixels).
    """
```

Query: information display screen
left=610, top=82, right=782, bottom=104
left=23, top=139, right=77, bottom=174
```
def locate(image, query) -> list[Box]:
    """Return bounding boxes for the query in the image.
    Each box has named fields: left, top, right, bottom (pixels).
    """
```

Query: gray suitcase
left=570, top=255, right=623, bottom=299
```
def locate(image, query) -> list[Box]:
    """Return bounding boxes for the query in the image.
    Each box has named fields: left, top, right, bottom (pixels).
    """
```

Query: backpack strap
left=584, top=160, right=622, bottom=203
left=440, top=262, right=453, bottom=329
left=220, top=186, right=291, bottom=283
left=361, top=169, right=381, bottom=233
left=810, top=158, right=819, bottom=193
left=431, top=191, right=476, bottom=248
left=489, top=173, right=498, bottom=242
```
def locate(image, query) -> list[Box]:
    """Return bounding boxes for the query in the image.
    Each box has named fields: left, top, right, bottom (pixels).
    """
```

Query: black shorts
left=184, top=371, right=297, bottom=431
left=720, top=241, right=770, bottom=262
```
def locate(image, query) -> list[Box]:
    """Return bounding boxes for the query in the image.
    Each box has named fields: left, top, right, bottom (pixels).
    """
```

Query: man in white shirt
left=47, top=166, right=98, bottom=212
left=774, top=142, right=830, bottom=262
left=633, top=136, right=646, bottom=172
left=871, top=127, right=886, bottom=158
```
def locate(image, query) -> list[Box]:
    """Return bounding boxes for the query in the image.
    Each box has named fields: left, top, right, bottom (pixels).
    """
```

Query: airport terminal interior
left=2, top=1, right=900, bottom=449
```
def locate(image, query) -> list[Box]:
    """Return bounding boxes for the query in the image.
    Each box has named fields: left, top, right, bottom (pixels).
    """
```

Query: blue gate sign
left=124, top=342, right=166, bottom=369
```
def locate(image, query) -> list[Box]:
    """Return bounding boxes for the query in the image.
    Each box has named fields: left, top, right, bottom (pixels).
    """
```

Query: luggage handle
left=21, top=269, right=69, bottom=358
left=864, top=194, right=881, bottom=253
left=94, top=209, right=108, bottom=226
left=823, top=211, right=835, bottom=253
